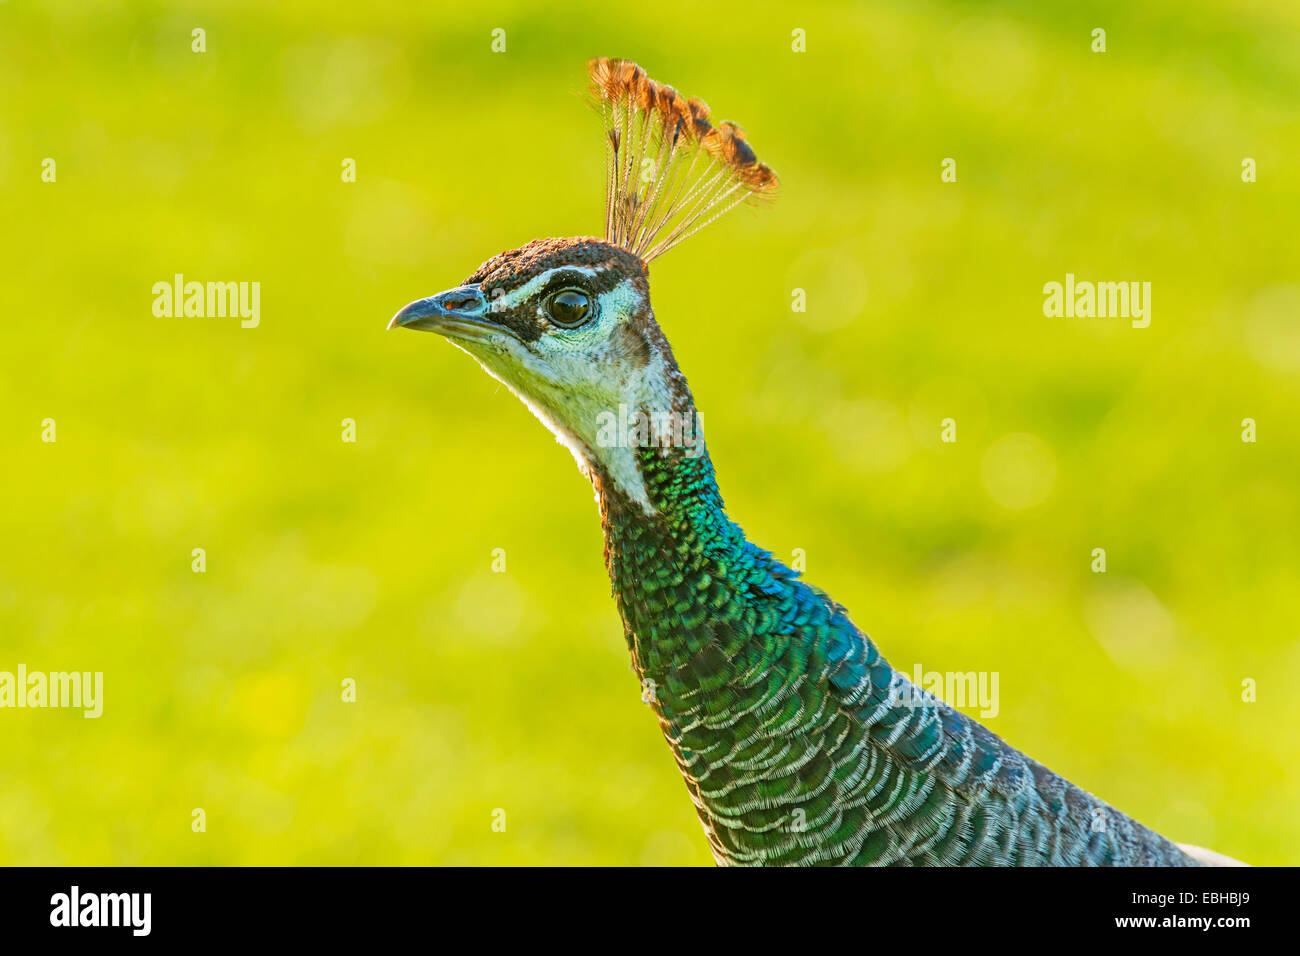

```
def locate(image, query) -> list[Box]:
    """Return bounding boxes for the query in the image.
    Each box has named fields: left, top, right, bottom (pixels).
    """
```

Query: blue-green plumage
left=595, top=440, right=1198, bottom=866
left=389, top=57, right=1235, bottom=867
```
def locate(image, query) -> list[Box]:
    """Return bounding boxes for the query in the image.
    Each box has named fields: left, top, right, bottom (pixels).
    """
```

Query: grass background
left=1, top=0, right=1297, bottom=864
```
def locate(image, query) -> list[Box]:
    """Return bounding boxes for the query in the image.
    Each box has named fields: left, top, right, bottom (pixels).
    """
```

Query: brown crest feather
left=587, top=57, right=778, bottom=263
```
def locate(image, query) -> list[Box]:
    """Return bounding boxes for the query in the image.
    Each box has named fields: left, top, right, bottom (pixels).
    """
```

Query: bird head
left=387, top=58, right=776, bottom=510
left=389, top=236, right=693, bottom=510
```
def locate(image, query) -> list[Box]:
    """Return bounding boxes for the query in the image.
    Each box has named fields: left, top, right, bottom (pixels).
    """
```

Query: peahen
left=389, top=58, right=1241, bottom=867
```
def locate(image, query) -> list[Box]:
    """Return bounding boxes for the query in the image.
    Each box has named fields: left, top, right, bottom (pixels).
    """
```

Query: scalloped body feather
left=594, top=442, right=1202, bottom=866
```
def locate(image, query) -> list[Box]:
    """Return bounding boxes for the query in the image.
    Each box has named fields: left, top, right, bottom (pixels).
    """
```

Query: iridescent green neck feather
left=590, top=418, right=1199, bottom=867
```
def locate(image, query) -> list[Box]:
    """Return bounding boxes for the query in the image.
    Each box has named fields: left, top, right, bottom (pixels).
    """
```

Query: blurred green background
left=1, top=0, right=1297, bottom=865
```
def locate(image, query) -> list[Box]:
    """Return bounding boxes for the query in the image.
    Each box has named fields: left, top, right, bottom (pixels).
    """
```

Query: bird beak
left=387, top=284, right=500, bottom=340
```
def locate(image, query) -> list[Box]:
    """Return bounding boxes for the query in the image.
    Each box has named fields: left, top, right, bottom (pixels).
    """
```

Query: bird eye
left=546, top=288, right=593, bottom=328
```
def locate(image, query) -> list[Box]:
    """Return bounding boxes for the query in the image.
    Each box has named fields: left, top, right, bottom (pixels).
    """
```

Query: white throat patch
left=455, top=277, right=684, bottom=515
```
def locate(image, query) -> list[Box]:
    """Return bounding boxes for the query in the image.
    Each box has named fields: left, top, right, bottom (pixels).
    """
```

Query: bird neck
left=592, top=431, right=752, bottom=678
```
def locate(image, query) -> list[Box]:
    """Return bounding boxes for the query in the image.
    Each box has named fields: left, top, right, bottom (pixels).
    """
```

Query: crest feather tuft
left=587, top=57, right=778, bottom=263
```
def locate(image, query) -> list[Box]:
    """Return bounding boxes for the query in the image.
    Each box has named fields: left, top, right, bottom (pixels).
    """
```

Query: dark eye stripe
left=537, top=271, right=606, bottom=302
